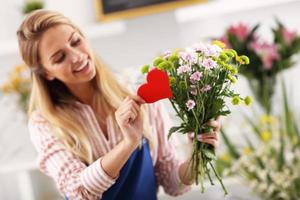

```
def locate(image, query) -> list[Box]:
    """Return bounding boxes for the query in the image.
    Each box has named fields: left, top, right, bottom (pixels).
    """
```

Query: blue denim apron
left=66, top=138, right=157, bottom=200
left=102, top=138, right=157, bottom=200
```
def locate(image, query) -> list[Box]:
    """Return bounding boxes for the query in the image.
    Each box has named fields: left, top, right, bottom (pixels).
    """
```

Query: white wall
left=1, top=0, right=300, bottom=199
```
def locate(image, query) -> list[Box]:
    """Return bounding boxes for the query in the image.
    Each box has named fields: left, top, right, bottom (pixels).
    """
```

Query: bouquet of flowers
left=220, top=20, right=300, bottom=114
left=219, top=82, right=300, bottom=200
left=139, top=41, right=251, bottom=194
left=0, top=64, right=31, bottom=113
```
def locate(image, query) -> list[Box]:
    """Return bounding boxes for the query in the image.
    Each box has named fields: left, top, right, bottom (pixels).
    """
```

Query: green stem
left=206, top=164, right=214, bottom=185
left=169, top=100, right=187, bottom=124
left=209, top=161, right=228, bottom=195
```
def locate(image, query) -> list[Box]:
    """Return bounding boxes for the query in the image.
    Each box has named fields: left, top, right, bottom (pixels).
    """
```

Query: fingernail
left=188, top=132, right=195, bottom=139
left=197, top=135, right=203, bottom=141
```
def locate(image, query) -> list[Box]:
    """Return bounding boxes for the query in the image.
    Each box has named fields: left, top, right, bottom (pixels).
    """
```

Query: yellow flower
left=14, top=64, right=26, bottom=73
left=231, top=96, right=240, bottom=105
left=0, top=83, right=13, bottom=93
left=157, top=61, right=172, bottom=70
left=260, top=114, right=276, bottom=124
left=0, top=63, right=31, bottom=113
left=236, top=55, right=250, bottom=65
left=140, top=65, right=150, bottom=74
left=168, top=53, right=179, bottom=64
left=179, top=81, right=187, bottom=89
left=243, top=147, right=253, bottom=155
left=228, top=74, right=237, bottom=84
left=244, top=96, right=253, bottom=106
left=219, top=152, right=231, bottom=163
left=169, top=76, right=176, bottom=86
left=153, top=57, right=164, bottom=67
left=236, top=56, right=243, bottom=64
left=292, top=136, right=298, bottom=145
left=260, top=131, right=272, bottom=142
left=219, top=53, right=229, bottom=62
left=10, top=74, right=21, bottom=90
left=240, top=55, right=250, bottom=65
left=217, top=60, right=226, bottom=68
left=229, top=49, right=238, bottom=57
left=229, top=67, right=238, bottom=75
left=223, top=64, right=232, bottom=71
left=212, top=40, right=226, bottom=49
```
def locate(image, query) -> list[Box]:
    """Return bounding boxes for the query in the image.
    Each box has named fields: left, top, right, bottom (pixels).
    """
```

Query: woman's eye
left=55, top=54, right=65, bottom=63
left=71, top=39, right=81, bottom=46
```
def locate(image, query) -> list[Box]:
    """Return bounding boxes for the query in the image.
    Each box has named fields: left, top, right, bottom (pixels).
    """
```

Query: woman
left=17, top=10, right=221, bottom=200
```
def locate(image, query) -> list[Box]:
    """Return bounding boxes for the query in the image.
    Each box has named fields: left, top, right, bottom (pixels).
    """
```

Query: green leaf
left=220, top=128, right=240, bottom=159
left=168, top=126, right=182, bottom=139
left=281, top=80, right=300, bottom=147
left=211, top=98, right=224, bottom=115
left=203, top=148, right=216, bottom=160
left=278, top=130, right=285, bottom=171
left=243, top=134, right=255, bottom=150
left=244, top=114, right=262, bottom=139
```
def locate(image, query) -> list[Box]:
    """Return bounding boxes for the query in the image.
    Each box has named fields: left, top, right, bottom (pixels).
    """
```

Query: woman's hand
left=115, top=95, right=145, bottom=148
left=199, top=117, right=221, bottom=148
left=188, top=117, right=221, bottom=148
left=180, top=117, right=221, bottom=185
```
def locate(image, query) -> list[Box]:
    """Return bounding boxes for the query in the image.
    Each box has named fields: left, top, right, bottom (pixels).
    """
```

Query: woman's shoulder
left=27, top=110, right=55, bottom=149
left=28, top=110, right=48, bottom=124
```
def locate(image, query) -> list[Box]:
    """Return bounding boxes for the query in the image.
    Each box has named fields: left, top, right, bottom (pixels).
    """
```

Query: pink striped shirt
left=28, top=101, right=191, bottom=199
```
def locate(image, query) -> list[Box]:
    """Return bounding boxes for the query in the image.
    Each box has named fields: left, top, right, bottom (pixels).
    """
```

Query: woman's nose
left=69, top=48, right=84, bottom=64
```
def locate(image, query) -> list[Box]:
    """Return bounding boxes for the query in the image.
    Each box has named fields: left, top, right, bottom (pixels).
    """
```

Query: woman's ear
left=44, top=70, right=55, bottom=81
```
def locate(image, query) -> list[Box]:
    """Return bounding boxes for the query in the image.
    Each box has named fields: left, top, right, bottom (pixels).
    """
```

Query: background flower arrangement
left=218, top=82, right=300, bottom=200
left=220, top=20, right=300, bottom=114
left=216, top=20, right=300, bottom=200
left=140, top=41, right=251, bottom=194
left=0, top=64, right=31, bottom=113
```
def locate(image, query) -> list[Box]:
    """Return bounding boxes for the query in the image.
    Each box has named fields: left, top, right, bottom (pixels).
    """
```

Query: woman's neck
left=67, top=82, right=95, bottom=106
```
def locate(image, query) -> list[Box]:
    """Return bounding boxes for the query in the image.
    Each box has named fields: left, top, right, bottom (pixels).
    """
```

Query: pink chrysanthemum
left=186, top=100, right=196, bottom=111
left=177, top=65, right=192, bottom=75
left=202, top=58, right=217, bottom=70
left=201, top=85, right=212, bottom=92
left=190, top=71, right=203, bottom=83
left=192, top=43, right=221, bottom=57
left=179, top=49, right=198, bottom=64
left=163, top=50, right=172, bottom=59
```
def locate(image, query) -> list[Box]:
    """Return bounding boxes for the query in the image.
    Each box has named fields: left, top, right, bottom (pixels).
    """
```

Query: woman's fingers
left=129, top=94, right=146, bottom=105
left=187, top=132, right=195, bottom=143
left=207, top=117, right=221, bottom=132
left=119, top=110, right=136, bottom=124
left=195, top=131, right=220, bottom=148
left=187, top=131, right=219, bottom=140
left=116, top=96, right=143, bottom=124
left=119, top=97, right=140, bottom=112
left=198, top=137, right=219, bottom=148
left=125, top=97, right=142, bottom=111
left=200, top=131, right=219, bottom=140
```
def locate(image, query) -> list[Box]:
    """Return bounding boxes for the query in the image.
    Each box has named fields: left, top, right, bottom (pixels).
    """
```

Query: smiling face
left=39, top=24, right=96, bottom=88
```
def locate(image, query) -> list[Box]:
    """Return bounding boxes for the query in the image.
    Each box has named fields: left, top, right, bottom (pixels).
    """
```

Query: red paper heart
left=137, top=68, right=173, bottom=103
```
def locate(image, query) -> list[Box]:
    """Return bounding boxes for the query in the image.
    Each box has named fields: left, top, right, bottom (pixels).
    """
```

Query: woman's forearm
left=179, top=160, right=195, bottom=185
left=101, top=139, right=139, bottom=179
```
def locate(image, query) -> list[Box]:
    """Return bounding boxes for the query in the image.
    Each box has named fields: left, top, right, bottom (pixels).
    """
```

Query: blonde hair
left=17, top=10, right=153, bottom=164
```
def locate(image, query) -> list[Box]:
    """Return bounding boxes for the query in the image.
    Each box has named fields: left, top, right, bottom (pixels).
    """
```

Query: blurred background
left=1, top=0, right=300, bottom=199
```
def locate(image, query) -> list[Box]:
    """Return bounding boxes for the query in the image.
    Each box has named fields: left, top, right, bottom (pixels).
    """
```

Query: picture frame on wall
left=94, top=0, right=208, bottom=22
